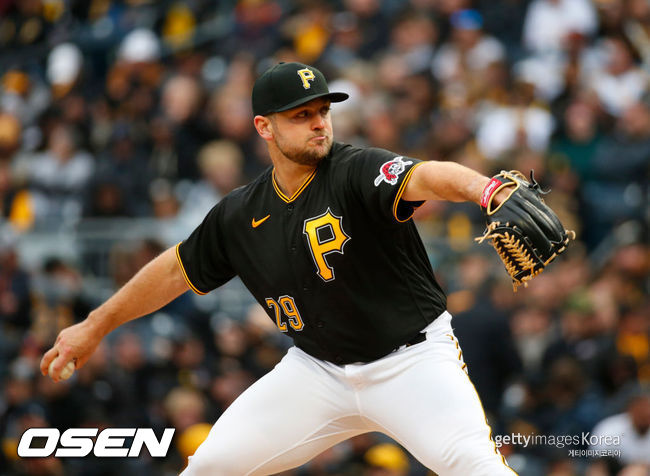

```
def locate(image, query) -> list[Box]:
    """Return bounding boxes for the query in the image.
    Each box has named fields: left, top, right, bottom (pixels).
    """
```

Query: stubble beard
left=275, top=134, right=333, bottom=166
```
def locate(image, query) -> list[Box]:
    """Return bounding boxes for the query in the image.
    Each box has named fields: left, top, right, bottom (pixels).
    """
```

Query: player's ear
left=254, top=115, right=274, bottom=141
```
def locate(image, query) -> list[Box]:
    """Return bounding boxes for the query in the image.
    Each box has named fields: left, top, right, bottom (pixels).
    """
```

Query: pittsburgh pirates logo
left=374, top=156, right=412, bottom=186
left=303, top=208, right=351, bottom=281
left=297, top=68, right=316, bottom=89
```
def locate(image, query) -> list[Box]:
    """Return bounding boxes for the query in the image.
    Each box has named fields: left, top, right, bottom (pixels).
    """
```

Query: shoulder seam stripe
left=392, top=162, right=425, bottom=223
left=175, top=242, right=208, bottom=295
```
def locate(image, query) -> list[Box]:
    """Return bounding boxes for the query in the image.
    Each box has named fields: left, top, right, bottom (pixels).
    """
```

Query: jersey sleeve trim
left=392, top=161, right=425, bottom=222
left=175, top=242, right=208, bottom=295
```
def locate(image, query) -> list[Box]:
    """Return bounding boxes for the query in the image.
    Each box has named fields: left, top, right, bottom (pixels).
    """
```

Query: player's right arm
left=40, top=245, right=189, bottom=381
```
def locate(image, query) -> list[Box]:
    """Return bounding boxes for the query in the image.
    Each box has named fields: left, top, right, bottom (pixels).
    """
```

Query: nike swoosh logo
left=252, top=214, right=271, bottom=228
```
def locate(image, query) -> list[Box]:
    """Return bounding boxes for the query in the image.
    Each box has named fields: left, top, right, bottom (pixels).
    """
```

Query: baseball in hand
left=49, top=360, right=75, bottom=380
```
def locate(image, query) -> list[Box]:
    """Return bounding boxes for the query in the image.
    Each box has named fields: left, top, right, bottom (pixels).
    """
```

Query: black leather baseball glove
left=475, top=170, right=575, bottom=291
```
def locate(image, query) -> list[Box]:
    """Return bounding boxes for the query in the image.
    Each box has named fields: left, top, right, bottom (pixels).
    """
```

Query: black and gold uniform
left=177, top=142, right=446, bottom=365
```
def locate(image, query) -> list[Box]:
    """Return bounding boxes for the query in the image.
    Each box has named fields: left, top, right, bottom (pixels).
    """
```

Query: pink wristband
left=480, top=178, right=501, bottom=208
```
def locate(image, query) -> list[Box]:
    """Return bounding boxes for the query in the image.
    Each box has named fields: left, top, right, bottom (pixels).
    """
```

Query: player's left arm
left=404, top=162, right=575, bottom=290
left=401, top=161, right=493, bottom=204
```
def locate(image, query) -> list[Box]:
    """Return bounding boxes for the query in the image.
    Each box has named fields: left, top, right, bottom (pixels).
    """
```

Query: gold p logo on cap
left=297, top=68, right=316, bottom=89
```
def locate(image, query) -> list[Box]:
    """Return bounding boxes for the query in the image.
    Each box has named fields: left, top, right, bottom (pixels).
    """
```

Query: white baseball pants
left=180, top=311, right=517, bottom=475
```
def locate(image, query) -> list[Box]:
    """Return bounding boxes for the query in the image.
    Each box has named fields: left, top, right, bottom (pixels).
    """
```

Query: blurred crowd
left=0, top=0, right=648, bottom=475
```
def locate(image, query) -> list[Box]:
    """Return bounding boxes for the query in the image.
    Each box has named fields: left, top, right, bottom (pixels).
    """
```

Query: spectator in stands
left=0, top=69, right=50, bottom=130
left=625, top=0, right=650, bottom=68
left=174, top=139, right=244, bottom=237
left=157, top=75, right=206, bottom=181
left=341, top=0, right=391, bottom=59
left=581, top=101, right=650, bottom=248
left=475, top=79, right=555, bottom=160
left=387, top=10, right=438, bottom=76
left=0, top=231, right=31, bottom=370
left=46, top=43, right=84, bottom=101
left=164, top=387, right=209, bottom=434
left=551, top=97, right=602, bottom=182
left=543, top=292, right=610, bottom=370
left=453, top=283, right=523, bottom=422
left=0, top=119, right=30, bottom=232
left=23, top=123, right=94, bottom=226
left=87, top=122, right=152, bottom=217
left=522, top=0, right=598, bottom=54
left=432, top=9, right=506, bottom=85
left=587, top=36, right=649, bottom=117
left=590, top=390, right=650, bottom=465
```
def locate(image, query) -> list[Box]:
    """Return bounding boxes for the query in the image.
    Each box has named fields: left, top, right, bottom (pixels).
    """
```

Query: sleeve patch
left=373, top=156, right=413, bottom=187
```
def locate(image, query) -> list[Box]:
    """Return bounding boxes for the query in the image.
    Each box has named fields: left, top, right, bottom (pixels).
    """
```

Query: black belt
left=391, top=332, right=426, bottom=353
left=405, top=332, right=426, bottom=347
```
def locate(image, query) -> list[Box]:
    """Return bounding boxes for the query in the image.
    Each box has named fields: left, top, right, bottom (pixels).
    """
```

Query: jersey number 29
left=265, top=295, right=304, bottom=332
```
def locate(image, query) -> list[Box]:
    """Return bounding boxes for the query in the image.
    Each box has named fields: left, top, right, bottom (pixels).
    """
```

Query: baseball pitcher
left=42, top=62, right=572, bottom=475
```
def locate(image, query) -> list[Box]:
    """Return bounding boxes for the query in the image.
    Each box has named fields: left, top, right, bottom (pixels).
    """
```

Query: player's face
left=271, top=98, right=333, bottom=166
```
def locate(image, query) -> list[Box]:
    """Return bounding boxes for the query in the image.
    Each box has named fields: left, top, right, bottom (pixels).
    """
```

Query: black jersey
left=177, top=142, right=447, bottom=364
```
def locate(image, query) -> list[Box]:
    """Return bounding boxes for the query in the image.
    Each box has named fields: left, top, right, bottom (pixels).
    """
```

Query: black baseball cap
left=252, top=62, right=349, bottom=116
